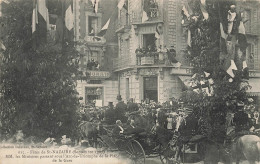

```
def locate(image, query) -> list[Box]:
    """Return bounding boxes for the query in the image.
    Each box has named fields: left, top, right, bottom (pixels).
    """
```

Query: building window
left=118, top=0, right=128, bottom=27
left=143, top=0, right=159, bottom=19
left=142, top=34, right=156, bottom=51
left=88, top=16, right=98, bottom=35
left=85, top=87, right=103, bottom=106
left=243, top=9, right=251, bottom=33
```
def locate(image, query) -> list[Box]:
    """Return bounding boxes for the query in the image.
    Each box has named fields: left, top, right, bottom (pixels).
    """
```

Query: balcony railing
left=135, top=48, right=182, bottom=67
left=84, top=35, right=106, bottom=43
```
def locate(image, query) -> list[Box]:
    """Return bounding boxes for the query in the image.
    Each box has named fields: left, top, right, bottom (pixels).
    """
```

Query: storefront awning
left=247, top=78, right=260, bottom=96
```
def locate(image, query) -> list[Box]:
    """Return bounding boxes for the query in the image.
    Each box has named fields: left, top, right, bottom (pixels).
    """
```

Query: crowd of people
left=79, top=94, right=260, bottom=136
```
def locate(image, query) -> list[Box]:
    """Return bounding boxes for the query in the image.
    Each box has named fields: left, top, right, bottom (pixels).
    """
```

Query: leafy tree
left=0, top=0, right=81, bottom=140
left=180, top=0, right=250, bottom=143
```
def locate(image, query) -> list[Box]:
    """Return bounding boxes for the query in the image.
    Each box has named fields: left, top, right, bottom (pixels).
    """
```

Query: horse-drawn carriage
left=78, top=110, right=208, bottom=164
left=78, top=104, right=260, bottom=164
left=95, top=122, right=171, bottom=164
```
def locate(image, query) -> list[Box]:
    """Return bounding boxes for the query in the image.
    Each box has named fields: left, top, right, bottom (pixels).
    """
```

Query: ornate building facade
left=73, top=0, right=119, bottom=106
left=112, top=0, right=260, bottom=108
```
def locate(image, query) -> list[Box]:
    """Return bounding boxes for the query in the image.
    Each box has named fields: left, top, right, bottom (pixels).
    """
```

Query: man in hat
left=233, top=101, right=251, bottom=134
left=104, top=102, right=116, bottom=125
left=115, top=95, right=127, bottom=123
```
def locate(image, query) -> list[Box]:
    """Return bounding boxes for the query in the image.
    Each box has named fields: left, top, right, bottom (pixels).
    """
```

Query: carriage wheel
left=160, top=154, right=170, bottom=164
left=159, top=144, right=170, bottom=164
left=125, top=139, right=146, bottom=164
left=159, top=144, right=176, bottom=164
left=96, top=138, right=108, bottom=149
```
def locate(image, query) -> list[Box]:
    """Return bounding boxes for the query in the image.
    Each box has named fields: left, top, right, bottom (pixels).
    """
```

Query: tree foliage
left=0, top=0, right=81, bottom=140
left=180, top=0, right=250, bottom=143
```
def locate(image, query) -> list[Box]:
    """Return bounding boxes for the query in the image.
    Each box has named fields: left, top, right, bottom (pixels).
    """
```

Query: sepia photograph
left=0, top=0, right=259, bottom=163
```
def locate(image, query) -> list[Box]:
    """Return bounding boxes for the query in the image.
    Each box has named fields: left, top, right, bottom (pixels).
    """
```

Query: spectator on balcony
left=146, top=45, right=156, bottom=55
left=89, top=27, right=95, bottom=36
left=90, top=59, right=96, bottom=70
left=87, top=60, right=92, bottom=70
left=95, top=61, right=100, bottom=70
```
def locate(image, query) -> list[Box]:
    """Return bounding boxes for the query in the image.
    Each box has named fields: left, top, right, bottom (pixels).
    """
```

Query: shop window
left=142, top=34, right=156, bottom=51
left=144, top=76, right=158, bottom=102
left=85, top=87, right=103, bottom=106
left=88, top=16, right=98, bottom=36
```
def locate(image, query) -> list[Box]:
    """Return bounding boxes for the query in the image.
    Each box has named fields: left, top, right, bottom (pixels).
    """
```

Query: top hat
left=117, top=95, right=122, bottom=100
left=108, top=102, right=113, bottom=107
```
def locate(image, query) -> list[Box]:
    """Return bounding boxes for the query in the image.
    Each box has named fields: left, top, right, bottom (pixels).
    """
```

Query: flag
left=91, top=0, right=99, bottom=13
left=182, top=5, right=190, bottom=19
left=65, top=1, right=74, bottom=31
left=142, top=11, right=148, bottom=23
left=204, top=71, right=210, bottom=77
left=32, top=0, right=38, bottom=34
left=117, top=0, right=125, bottom=10
left=200, top=0, right=206, bottom=6
left=155, top=23, right=161, bottom=39
left=200, top=2, right=208, bottom=20
left=32, top=0, right=49, bottom=46
left=242, top=60, right=249, bottom=79
left=155, top=29, right=160, bottom=39
left=37, top=0, right=49, bottom=27
left=97, top=18, right=110, bottom=37
left=0, top=40, right=6, bottom=51
left=225, top=59, right=237, bottom=78
left=1, top=0, right=10, bottom=4
left=64, top=0, right=74, bottom=42
left=238, top=21, right=245, bottom=35
left=237, top=13, right=248, bottom=52
left=220, top=23, right=227, bottom=40
left=187, top=30, right=191, bottom=47
left=242, top=60, right=247, bottom=70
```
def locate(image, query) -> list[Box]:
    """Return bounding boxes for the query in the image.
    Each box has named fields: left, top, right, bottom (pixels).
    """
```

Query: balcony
left=113, top=48, right=185, bottom=71
left=135, top=48, right=182, bottom=67
left=84, top=35, right=106, bottom=44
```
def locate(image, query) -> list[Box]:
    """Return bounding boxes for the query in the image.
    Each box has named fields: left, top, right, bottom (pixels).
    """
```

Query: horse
left=224, top=111, right=260, bottom=164
left=230, top=134, right=260, bottom=164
